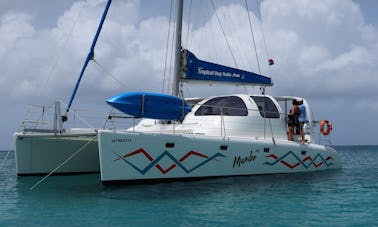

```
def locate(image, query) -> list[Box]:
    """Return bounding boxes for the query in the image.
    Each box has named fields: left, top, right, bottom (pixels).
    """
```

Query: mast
left=172, top=0, right=183, bottom=97
left=65, top=0, right=112, bottom=115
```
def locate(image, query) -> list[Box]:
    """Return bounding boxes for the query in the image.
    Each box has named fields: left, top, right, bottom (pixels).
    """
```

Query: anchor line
left=0, top=145, right=14, bottom=170
left=29, top=135, right=97, bottom=190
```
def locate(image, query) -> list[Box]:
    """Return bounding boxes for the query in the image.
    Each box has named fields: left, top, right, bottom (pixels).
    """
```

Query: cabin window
left=251, top=96, right=280, bottom=119
left=195, top=96, right=248, bottom=116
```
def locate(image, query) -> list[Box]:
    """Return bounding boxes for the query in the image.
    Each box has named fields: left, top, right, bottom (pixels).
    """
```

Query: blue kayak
left=106, top=92, right=191, bottom=120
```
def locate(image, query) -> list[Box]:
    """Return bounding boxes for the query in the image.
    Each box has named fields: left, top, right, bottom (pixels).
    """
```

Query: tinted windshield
left=195, top=96, right=248, bottom=116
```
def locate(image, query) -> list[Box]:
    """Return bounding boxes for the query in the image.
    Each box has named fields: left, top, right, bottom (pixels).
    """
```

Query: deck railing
left=18, top=100, right=333, bottom=146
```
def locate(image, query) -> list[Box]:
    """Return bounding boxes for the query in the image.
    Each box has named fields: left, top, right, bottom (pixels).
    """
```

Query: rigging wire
left=245, top=0, right=262, bottom=75
left=162, top=0, right=174, bottom=94
left=59, top=100, right=96, bottom=128
left=184, top=0, right=193, bottom=47
left=187, top=0, right=203, bottom=51
left=256, top=0, right=273, bottom=78
left=178, top=0, right=270, bottom=96
left=39, top=0, right=88, bottom=98
left=92, top=59, right=128, bottom=90
left=210, top=0, right=238, bottom=68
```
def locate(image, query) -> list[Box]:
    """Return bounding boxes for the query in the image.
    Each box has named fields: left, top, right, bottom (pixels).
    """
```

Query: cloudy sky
left=0, top=0, right=377, bottom=149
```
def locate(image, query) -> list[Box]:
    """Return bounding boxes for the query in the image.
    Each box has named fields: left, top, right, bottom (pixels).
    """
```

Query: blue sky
left=0, top=0, right=377, bottom=149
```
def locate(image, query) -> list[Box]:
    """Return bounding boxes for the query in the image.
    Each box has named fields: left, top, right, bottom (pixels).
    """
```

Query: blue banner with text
left=183, top=50, right=272, bottom=86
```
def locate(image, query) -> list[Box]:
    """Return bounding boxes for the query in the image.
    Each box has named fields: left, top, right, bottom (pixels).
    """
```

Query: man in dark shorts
left=288, top=99, right=301, bottom=141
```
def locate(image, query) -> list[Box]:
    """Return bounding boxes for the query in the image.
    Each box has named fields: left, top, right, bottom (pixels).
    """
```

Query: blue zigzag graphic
left=263, top=151, right=334, bottom=169
left=113, top=150, right=226, bottom=175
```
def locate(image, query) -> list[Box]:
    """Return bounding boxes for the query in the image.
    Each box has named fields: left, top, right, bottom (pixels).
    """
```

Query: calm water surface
left=1, top=146, right=377, bottom=226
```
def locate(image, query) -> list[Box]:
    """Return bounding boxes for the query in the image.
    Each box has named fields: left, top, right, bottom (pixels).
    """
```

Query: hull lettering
left=233, top=150, right=257, bottom=168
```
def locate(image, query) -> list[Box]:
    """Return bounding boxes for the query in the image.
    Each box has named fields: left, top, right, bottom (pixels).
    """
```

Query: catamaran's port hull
left=98, top=130, right=340, bottom=185
left=14, top=133, right=99, bottom=175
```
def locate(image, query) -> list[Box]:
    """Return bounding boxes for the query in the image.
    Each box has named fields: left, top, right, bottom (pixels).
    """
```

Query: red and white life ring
left=320, top=119, right=332, bottom=136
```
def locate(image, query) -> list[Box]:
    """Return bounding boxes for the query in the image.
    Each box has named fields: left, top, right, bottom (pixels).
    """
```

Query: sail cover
left=181, top=49, right=273, bottom=86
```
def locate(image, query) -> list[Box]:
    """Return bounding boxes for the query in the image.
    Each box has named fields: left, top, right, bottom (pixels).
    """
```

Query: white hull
left=14, top=131, right=99, bottom=175
left=98, top=130, right=340, bottom=184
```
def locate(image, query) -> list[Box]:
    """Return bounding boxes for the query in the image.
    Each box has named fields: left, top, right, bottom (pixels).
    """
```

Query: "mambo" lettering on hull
left=233, top=151, right=257, bottom=168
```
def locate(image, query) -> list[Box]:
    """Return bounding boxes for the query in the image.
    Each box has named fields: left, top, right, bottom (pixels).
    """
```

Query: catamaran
left=97, top=0, right=340, bottom=184
left=14, top=0, right=339, bottom=182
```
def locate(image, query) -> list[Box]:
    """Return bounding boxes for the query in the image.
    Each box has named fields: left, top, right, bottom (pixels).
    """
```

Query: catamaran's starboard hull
left=98, top=130, right=340, bottom=185
left=14, top=133, right=100, bottom=175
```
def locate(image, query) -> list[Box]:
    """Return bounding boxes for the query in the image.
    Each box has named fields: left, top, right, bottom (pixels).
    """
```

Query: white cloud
left=0, top=0, right=155, bottom=104
left=259, top=0, right=378, bottom=101
left=315, top=45, right=373, bottom=72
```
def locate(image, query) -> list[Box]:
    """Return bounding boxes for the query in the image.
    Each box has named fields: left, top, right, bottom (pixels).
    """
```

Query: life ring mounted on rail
left=320, top=119, right=332, bottom=136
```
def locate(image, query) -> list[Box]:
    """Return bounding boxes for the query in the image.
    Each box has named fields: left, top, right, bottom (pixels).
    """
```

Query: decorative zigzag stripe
left=264, top=151, right=333, bottom=169
left=113, top=148, right=226, bottom=175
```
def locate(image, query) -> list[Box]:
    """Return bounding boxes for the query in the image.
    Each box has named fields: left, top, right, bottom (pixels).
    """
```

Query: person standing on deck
left=298, top=99, right=306, bottom=143
left=288, top=99, right=301, bottom=141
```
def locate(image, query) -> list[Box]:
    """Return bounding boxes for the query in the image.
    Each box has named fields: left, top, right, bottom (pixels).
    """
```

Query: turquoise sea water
left=1, top=146, right=377, bottom=226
